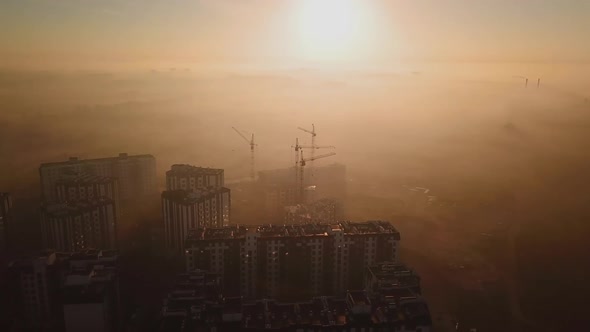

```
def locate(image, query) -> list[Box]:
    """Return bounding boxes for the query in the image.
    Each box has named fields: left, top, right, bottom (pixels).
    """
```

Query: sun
left=296, top=0, right=368, bottom=61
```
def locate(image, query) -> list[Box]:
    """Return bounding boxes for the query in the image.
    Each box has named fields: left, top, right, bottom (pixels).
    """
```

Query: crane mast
left=232, top=127, right=256, bottom=181
left=298, top=124, right=317, bottom=180
left=292, top=138, right=335, bottom=193
left=298, top=150, right=336, bottom=203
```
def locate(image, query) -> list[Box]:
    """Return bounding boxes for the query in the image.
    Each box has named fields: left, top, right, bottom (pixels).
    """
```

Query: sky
left=0, top=0, right=589, bottom=69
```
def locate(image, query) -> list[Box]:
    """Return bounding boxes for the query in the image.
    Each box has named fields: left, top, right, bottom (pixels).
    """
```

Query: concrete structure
left=162, top=188, right=231, bottom=254
left=39, top=153, right=156, bottom=203
left=185, top=221, right=400, bottom=300
left=365, top=262, right=422, bottom=299
left=159, top=269, right=222, bottom=331
left=1, top=192, right=13, bottom=254
left=6, top=251, right=63, bottom=330
left=284, top=198, right=341, bottom=224
left=55, top=173, right=119, bottom=204
left=263, top=185, right=298, bottom=219
left=62, top=250, right=120, bottom=332
left=41, top=198, right=117, bottom=251
left=158, top=290, right=431, bottom=332
left=6, top=250, right=120, bottom=331
left=166, top=164, right=224, bottom=191
left=258, top=163, right=346, bottom=218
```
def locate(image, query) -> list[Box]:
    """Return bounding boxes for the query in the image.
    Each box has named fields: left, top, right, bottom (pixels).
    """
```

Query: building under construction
left=257, top=163, right=347, bottom=220
left=284, top=198, right=342, bottom=224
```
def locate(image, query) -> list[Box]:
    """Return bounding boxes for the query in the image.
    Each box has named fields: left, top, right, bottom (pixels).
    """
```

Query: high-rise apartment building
left=55, top=173, right=119, bottom=204
left=6, top=250, right=120, bottom=332
left=162, top=188, right=231, bottom=254
left=263, top=185, right=298, bottom=219
left=41, top=198, right=117, bottom=251
left=6, top=251, right=63, bottom=330
left=166, top=164, right=224, bottom=191
left=40, top=153, right=157, bottom=203
left=184, top=221, right=400, bottom=300
left=1, top=192, right=13, bottom=254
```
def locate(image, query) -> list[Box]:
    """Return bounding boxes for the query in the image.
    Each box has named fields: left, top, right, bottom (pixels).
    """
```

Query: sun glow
left=296, top=0, right=371, bottom=62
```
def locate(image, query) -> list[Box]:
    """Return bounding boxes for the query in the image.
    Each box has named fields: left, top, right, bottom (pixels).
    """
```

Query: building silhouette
left=185, top=221, right=400, bottom=300
left=163, top=188, right=231, bottom=254
left=39, top=153, right=156, bottom=203
left=41, top=198, right=117, bottom=251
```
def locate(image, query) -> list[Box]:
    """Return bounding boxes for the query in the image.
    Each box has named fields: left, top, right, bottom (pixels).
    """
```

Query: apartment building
left=7, top=250, right=120, bottom=331
left=1, top=192, right=13, bottom=254
left=40, top=153, right=156, bottom=202
left=55, top=173, right=119, bottom=203
left=184, top=221, right=400, bottom=300
left=166, top=164, right=224, bottom=191
left=162, top=188, right=231, bottom=254
left=62, top=250, right=120, bottom=332
left=41, top=198, right=117, bottom=251
left=6, top=251, right=63, bottom=330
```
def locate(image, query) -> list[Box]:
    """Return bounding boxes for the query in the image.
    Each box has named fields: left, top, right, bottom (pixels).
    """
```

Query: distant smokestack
left=537, top=78, right=541, bottom=88
left=525, top=78, right=528, bottom=88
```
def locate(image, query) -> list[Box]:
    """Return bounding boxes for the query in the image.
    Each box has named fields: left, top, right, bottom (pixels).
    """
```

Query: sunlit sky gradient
left=1, top=0, right=589, bottom=69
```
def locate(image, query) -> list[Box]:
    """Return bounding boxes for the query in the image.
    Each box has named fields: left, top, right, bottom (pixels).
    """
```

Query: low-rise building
left=157, top=290, right=431, bottom=332
left=62, top=251, right=120, bottom=332
left=365, top=262, right=422, bottom=298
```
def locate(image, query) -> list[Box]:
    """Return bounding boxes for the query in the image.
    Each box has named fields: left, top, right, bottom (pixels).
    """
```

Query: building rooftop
left=167, top=164, right=224, bottom=176
left=40, top=153, right=155, bottom=169
left=185, top=221, right=400, bottom=244
left=372, top=297, right=432, bottom=327
left=240, top=296, right=350, bottom=330
left=367, top=263, right=421, bottom=293
left=7, top=250, right=58, bottom=269
left=162, top=188, right=230, bottom=205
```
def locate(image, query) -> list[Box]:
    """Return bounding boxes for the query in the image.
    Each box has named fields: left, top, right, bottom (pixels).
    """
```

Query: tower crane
left=232, top=127, right=256, bottom=181
left=298, top=124, right=319, bottom=180
left=298, top=150, right=336, bottom=203
left=292, top=137, right=335, bottom=185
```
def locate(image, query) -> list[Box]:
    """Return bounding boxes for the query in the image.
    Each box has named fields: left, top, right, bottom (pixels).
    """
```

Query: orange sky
left=1, top=0, right=589, bottom=69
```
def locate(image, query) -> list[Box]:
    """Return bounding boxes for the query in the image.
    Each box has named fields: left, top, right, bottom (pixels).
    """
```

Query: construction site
left=228, top=124, right=346, bottom=225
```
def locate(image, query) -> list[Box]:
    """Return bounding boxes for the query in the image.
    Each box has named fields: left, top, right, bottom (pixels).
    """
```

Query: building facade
left=40, top=153, right=157, bottom=203
left=166, top=164, right=224, bottom=191
left=158, top=277, right=431, bottom=332
left=1, top=192, right=13, bottom=255
left=162, top=188, right=231, bottom=254
left=6, top=250, right=120, bottom=332
left=55, top=173, right=119, bottom=204
left=62, top=250, right=120, bottom=332
left=263, top=185, right=298, bottom=219
left=185, top=221, right=400, bottom=300
left=41, top=198, right=117, bottom=251
left=6, top=251, right=63, bottom=330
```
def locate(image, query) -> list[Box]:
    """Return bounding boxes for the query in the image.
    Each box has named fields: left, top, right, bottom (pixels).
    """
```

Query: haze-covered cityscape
left=1, top=1, right=590, bottom=332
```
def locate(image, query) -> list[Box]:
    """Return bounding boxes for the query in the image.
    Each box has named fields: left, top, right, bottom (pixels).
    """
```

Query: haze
left=2, top=0, right=590, bottom=69
left=1, top=0, right=589, bottom=331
